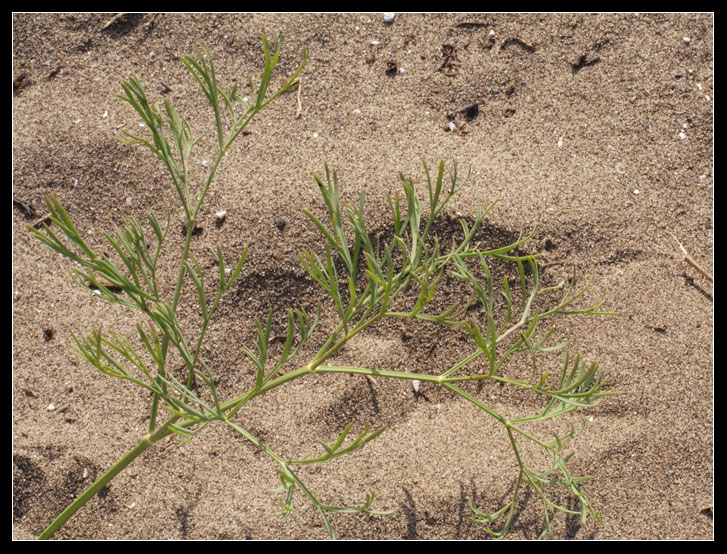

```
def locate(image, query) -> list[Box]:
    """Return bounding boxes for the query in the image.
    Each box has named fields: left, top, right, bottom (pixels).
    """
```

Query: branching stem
left=32, top=37, right=612, bottom=541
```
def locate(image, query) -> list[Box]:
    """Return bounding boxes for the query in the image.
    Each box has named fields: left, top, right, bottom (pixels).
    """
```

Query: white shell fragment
left=412, top=380, right=421, bottom=393
left=215, top=210, right=227, bottom=222
left=383, top=13, right=395, bottom=24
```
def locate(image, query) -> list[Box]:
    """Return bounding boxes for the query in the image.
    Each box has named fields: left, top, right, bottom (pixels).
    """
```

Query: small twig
left=13, top=197, right=37, bottom=218
left=84, top=277, right=124, bottom=293
left=295, top=79, right=303, bottom=119
left=100, top=13, right=126, bottom=31
left=31, top=213, right=53, bottom=229
left=669, top=233, right=713, bottom=283
left=535, top=258, right=578, bottom=287
left=539, top=258, right=570, bottom=270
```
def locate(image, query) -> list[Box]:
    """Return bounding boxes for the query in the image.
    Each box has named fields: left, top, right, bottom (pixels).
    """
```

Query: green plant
left=28, top=37, right=615, bottom=540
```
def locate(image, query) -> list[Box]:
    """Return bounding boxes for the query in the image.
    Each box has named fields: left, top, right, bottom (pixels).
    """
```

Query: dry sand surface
left=13, top=13, right=713, bottom=540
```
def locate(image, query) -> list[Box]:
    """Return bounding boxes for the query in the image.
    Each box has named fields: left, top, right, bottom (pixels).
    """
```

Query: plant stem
left=37, top=417, right=178, bottom=540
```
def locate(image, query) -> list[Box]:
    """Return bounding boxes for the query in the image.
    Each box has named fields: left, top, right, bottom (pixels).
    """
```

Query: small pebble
left=683, top=37, right=691, bottom=44
left=383, top=13, right=395, bottom=24
left=275, top=217, right=286, bottom=231
left=47, top=403, right=55, bottom=411
left=215, top=210, right=227, bottom=222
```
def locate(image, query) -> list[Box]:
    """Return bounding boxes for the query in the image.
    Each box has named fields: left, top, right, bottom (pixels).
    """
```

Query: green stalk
left=150, top=212, right=199, bottom=431
left=37, top=416, right=178, bottom=540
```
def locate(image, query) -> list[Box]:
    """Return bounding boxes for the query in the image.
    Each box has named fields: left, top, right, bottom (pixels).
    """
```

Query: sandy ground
left=13, top=13, right=713, bottom=540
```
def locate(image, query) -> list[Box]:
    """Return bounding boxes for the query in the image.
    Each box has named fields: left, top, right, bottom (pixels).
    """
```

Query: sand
left=13, top=13, right=713, bottom=540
